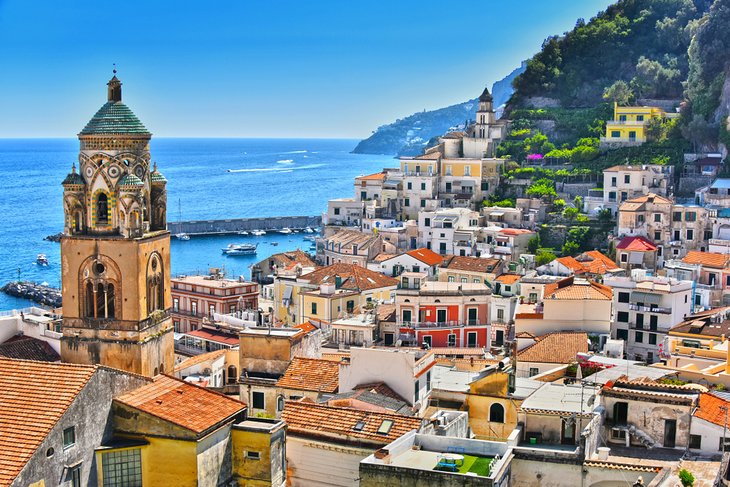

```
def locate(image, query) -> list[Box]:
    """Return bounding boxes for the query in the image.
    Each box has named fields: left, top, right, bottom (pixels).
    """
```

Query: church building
left=60, top=73, right=174, bottom=377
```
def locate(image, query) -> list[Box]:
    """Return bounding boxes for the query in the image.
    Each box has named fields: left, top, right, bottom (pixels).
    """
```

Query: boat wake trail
left=227, top=163, right=324, bottom=173
left=276, top=159, right=294, bottom=164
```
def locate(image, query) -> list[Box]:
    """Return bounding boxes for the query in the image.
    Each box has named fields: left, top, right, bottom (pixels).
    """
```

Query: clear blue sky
left=0, top=0, right=614, bottom=138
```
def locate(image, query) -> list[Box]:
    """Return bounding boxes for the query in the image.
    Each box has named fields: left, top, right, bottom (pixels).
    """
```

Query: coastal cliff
left=352, top=62, right=526, bottom=156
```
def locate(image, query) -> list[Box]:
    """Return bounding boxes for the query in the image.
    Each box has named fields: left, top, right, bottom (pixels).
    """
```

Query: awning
left=283, top=286, right=293, bottom=300
left=631, top=291, right=661, bottom=305
left=628, top=252, right=644, bottom=264
left=489, top=211, right=505, bottom=217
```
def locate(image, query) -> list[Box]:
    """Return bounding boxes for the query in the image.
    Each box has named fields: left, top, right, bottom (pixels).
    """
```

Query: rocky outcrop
left=1, top=282, right=62, bottom=308
left=353, top=62, right=526, bottom=156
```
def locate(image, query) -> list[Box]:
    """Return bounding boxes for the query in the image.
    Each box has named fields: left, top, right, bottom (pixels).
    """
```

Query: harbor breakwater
left=168, top=215, right=321, bottom=236
left=1, top=282, right=61, bottom=308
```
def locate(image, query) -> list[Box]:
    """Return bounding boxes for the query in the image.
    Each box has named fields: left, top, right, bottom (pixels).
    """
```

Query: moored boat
left=36, top=254, right=48, bottom=266
left=222, top=243, right=258, bottom=255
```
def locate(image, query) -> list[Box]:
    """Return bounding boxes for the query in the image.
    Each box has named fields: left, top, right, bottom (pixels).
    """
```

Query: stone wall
left=13, top=368, right=148, bottom=487
left=168, top=215, right=321, bottom=236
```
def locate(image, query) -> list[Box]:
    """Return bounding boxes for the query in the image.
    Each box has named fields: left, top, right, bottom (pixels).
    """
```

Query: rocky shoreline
left=1, top=281, right=62, bottom=308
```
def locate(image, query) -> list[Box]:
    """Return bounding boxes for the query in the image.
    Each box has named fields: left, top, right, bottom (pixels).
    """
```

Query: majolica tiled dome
left=79, top=75, right=150, bottom=136
left=118, top=173, right=144, bottom=187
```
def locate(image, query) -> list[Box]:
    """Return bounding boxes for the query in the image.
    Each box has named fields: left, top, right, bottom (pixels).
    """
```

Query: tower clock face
left=134, top=165, right=145, bottom=179
left=108, top=165, right=121, bottom=178
left=85, top=166, right=95, bottom=179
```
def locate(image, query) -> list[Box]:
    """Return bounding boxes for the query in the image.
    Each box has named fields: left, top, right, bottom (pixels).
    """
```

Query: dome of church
left=62, top=164, right=85, bottom=186
left=62, top=170, right=85, bottom=186
left=79, top=74, right=150, bottom=136
left=150, top=163, right=167, bottom=184
left=79, top=102, right=149, bottom=135
left=479, top=86, right=493, bottom=102
left=118, top=173, right=144, bottom=187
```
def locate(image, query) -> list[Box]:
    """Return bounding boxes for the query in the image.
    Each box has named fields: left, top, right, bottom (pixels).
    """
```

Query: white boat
left=303, top=235, right=317, bottom=242
left=36, top=254, right=48, bottom=266
left=279, top=228, right=292, bottom=234
left=303, top=227, right=314, bottom=233
left=175, top=199, right=189, bottom=240
left=222, top=243, right=257, bottom=255
left=237, top=230, right=249, bottom=235
left=251, top=230, right=266, bottom=236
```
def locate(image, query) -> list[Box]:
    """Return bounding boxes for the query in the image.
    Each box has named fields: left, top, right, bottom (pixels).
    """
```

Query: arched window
left=81, top=257, right=120, bottom=320
left=85, top=281, right=95, bottom=318
left=86, top=282, right=114, bottom=319
left=147, top=254, right=165, bottom=314
left=96, top=193, right=109, bottom=225
left=277, top=395, right=285, bottom=412
left=228, top=365, right=238, bottom=384
left=489, top=403, right=505, bottom=423
left=74, top=210, right=83, bottom=233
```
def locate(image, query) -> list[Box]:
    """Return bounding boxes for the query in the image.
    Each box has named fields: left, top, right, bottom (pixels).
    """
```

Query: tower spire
left=107, top=65, right=122, bottom=102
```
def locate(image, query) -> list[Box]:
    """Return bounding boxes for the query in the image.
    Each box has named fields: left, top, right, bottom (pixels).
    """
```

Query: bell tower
left=474, top=86, right=495, bottom=139
left=60, top=72, right=173, bottom=377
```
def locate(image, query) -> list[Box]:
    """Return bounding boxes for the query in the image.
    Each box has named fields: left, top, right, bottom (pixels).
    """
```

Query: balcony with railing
left=628, top=304, right=672, bottom=314
left=399, top=320, right=488, bottom=329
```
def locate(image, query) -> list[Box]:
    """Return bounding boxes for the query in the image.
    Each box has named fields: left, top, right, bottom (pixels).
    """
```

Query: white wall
left=689, top=417, right=725, bottom=457
left=286, top=436, right=371, bottom=487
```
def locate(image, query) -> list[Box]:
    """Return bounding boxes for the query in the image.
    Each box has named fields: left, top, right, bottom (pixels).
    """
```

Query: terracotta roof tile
left=544, top=278, right=613, bottom=301
left=406, top=248, right=443, bottom=266
left=281, top=401, right=423, bottom=446
left=356, top=172, right=387, bottom=181
left=496, top=274, right=521, bottom=285
left=499, top=228, right=534, bottom=236
left=276, top=357, right=340, bottom=393
left=353, top=382, right=408, bottom=403
left=517, top=332, right=589, bottom=364
left=173, top=349, right=226, bottom=373
left=0, top=359, right=97, bottom=486
left=295, top=321, right=320, bottom=334
left=616, top=236, right=657, bottom=252
left=555, top=251, right=618, bottom=276
left=694, top=392, right=730, bottom=427
left=300, top=263, right=399, bottom=291
left=0, top=336, right=60, bottom=362
left=682, top=250, right=730, bottom=269
left=265, top=250, right=317, bottom=270
left=115, top=375, right=245, bottom=434
left=428, top=347, right=486, bottom=357
left=441, top=256, right=502, bottom=274
left=185, top=328, right=239, bottom=346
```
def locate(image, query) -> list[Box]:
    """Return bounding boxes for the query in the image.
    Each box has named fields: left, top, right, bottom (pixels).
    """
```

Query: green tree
left=527, top=234, right=542, bottom=254
left=562, top=241, right=579, bottom=256
left=563, top=206, right=579, bottom=221
left=526, top=178, right=557, bottom=200
left=524, top=131, right=556, bottom=155
left=602, top=80, right=634, bottom=106
left=535, top=249, right=557, bottom=266
left=553, top=199, right=566, bottom=212
left=678, top=469, right=695, bottom=487
left=573, top=195, right=583, bottom=209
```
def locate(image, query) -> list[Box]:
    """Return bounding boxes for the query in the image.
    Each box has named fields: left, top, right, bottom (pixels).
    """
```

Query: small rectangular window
left=618, top=292, right=630, bottom=303
left=252, top=391, right=265, bottom=409
left=63, top=426, right=76, bottom=449
left=689, top=434, right=702, bottom=449
left=529, top=367, right=539, bottom=377
left=377, top=419, right=394, bottom=435
left=617, top=311, right=629, bottom=323
left=353, top=421, right=365, bottom=431
left=69, top=464, right=82, bottom=487
left=246, top=451, right=261, bottom=460
left=311, top=302, right=317, bottom=315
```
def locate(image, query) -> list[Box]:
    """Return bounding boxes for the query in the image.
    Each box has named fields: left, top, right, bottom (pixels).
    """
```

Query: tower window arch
left=96, top=193, right=109, bottom=225
left=147, top=254, right=165, bottom=314
left=79, top=255, right=121, bottom=321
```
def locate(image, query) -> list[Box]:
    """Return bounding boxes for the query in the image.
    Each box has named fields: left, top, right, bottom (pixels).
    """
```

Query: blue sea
left=0, top=138, right=393, bottom=310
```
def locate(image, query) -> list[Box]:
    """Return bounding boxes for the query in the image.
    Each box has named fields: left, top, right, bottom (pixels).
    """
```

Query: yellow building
left=60, top=74, right=173, bottom=377
left=99, top=375, right=287, bottom=486
left=602, top=102, right=678, bottom=145
left=274, top=263, right=398, bottom=326
left=465, top=369, right=542, bottom=441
